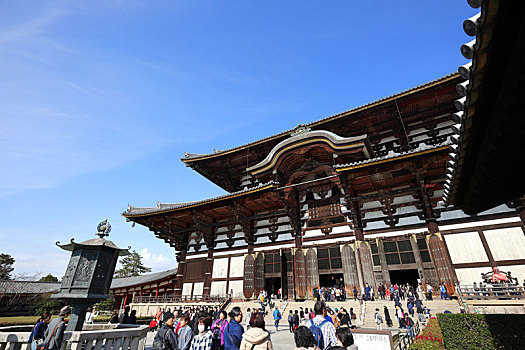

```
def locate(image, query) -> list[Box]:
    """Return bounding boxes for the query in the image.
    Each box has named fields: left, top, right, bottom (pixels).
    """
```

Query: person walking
left=440, top=283, right=446, bottom=300
left=288, top=311, right=294, bottom=333
left=383, top=306, right=393, bottom=327
left=177, top=314, right=194, bottom=350
left=245, top=308, right=252, bottom=330
left=272, top=307, right=281, bottom=332
left=426, top=284, right=433, bottom=300
left=293, top=310, right=300, bottom=331
left=29, top=312, right=51, bottom=350
left=224, top=307, right=244, bottom=350
left=42, top=306, right=70, bottom=350
left=190, top=317, right=213, bottom=350
left=153, top=311, right=178, bottom=350
left=373, top=308, right=383, bottom=330
left=239, top=313, right=273, bottom=350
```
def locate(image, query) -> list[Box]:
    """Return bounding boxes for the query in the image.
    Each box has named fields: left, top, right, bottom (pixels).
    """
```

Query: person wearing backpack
left=374, top=308, right=383, bottom=330
left=272, top=307, right=281, bottom=332
left=224, top=307, right=244, bottom=350
left=306, top=301, right=337, bottom=350
left=294, top=326, right=320, bottom=350
left=288, top=311, right=294, bottom=333
left=153, top=311, right=178, bottom=350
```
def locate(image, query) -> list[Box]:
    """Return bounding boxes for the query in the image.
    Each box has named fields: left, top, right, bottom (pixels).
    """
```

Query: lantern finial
left=96, top=219, right=111, bottom=238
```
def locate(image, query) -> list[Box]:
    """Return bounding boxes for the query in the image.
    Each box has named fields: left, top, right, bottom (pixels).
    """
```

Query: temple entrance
left=319, top=273, right=344, bottom=288
left=264, top=277, right=281, bottom=295
left=389, top=269, right=419, bottom=288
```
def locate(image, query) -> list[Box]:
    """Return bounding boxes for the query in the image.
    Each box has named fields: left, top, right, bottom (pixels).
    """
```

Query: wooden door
left=255, top=252, right=265, bottom=293
left=243, top=254, right=255, bottom=299
left=306, top=248, right=319, bottom=298
left=294, top=249, right=307, bottom=299
left=341, top=244, right=359, bottom=293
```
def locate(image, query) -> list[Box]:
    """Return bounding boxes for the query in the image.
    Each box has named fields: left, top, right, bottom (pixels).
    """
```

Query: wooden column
left=426, top=221, right=457, bottom=294
left=341, top=244, right=359, bottom=294
left=294, top=248, right=307, bottom=300
left=203, top=248, right=213, bottom=297
left=376, top=238, right=391, bottom=285
left=358, top=240, right=377, bottom=288
left=174, top=250, right=187, bottom=297
left=306, top=248, right=320, bottom=299
left=409, top=234, right=426, bottom=285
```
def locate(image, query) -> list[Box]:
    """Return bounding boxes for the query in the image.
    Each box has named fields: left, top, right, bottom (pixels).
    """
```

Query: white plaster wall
left=210, top=281, right=227, bottom=297
left=455, top=267, right=491, bottom=285
left=182, top=283, right=192, bottom=296
left=212, top=258, right=229, bottom=278
left=229, top=256, right=244, bottom=278
left=444, top=231, right=489, bottom=264
left=193, top=282, right=204, bottom=296
left=484, top=227, right=525, bottom=261
left=229, top=280, right=244, bottom=298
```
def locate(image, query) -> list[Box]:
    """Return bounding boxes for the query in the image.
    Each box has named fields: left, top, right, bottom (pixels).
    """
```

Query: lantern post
left=54, top=220, right=130, bottom=331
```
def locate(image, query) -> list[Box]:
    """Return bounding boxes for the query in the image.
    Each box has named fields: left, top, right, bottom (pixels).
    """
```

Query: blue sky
left=0, top=1, right=476, bottom=278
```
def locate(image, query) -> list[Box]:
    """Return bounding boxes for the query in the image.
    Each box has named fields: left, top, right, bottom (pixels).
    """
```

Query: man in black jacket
left=153, top=311, right=178, bottom=350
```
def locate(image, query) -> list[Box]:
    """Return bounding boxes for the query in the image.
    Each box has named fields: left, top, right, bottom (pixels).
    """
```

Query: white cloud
left=139, top=248, right=174, bottom=273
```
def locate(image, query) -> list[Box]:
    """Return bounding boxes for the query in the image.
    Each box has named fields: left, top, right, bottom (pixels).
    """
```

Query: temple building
left=122, top=72, right=525, bottom=301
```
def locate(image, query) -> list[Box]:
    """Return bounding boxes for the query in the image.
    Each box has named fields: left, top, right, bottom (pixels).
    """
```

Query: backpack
left=152, top=327, right=168, bottom=350
left=288, top=315, right=293, bottom=322
left=309, top=320, right=328, bottom=349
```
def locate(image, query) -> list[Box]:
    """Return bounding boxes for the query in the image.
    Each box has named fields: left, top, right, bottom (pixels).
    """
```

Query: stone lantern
left=54, top=220, right=130, bottom=331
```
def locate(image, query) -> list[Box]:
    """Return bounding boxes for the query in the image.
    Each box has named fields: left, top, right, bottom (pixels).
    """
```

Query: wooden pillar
left=358, top=241, right=377, bottom=288
left=426, top=221, right=457, bottom=294
left=409, top=234, right=426, bottom=285
left=174, top=250, right=187, bottom=297
left=341, top=244, right=359, bottom=294
left=203, top=248, right=213, bottom=297
left=376, top=238, right=391, bottom=285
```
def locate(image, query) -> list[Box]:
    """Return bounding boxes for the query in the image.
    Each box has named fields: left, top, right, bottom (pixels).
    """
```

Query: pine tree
left=39, top=274, right=59, bottom=282
left=0, top=254, right=15, bottom=280
left=114, top=250, right=151, bottom=278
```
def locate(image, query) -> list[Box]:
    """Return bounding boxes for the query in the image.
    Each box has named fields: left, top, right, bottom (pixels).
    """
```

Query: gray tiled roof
left=110, top=268, right=178, bottom=289
left=334, top=140, right=452, bottom=170
left=124, top=180, right=276, bottom=216
left=443, top=0, right=490, bottom=206
left=0, top=281, right=61, bottom=295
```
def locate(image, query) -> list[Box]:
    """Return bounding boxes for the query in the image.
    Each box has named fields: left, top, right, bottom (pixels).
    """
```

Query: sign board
left=351, top=329, right=394, bottom=350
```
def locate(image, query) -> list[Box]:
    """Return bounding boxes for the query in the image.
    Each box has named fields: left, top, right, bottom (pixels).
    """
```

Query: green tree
left=39, top=274, right=59, bottom=282
left=114, top=250, right=151, bottom=278
left=0, top=254, right=15, bottom=280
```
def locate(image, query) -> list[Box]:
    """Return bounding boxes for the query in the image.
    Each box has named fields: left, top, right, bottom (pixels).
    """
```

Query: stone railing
left=0, top=324, right=149, bottom=350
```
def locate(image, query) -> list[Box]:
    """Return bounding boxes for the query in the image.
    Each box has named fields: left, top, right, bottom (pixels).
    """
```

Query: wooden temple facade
left=123, top=74, right=525, bottom=301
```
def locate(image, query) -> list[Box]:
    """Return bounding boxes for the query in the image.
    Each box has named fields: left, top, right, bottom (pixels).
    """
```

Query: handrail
left=394, top=319, right=421, bottom=350
left=0, top=325, right=149, bottom=350
left=455, top=283, right=469, bottom=313
left=218, top=294, right=232, bottom=314
left=456, top=283, right=525, bottom=300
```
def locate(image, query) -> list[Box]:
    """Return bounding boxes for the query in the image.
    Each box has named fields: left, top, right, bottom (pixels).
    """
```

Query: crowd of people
left=149, top=300, right=358, bottom=350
